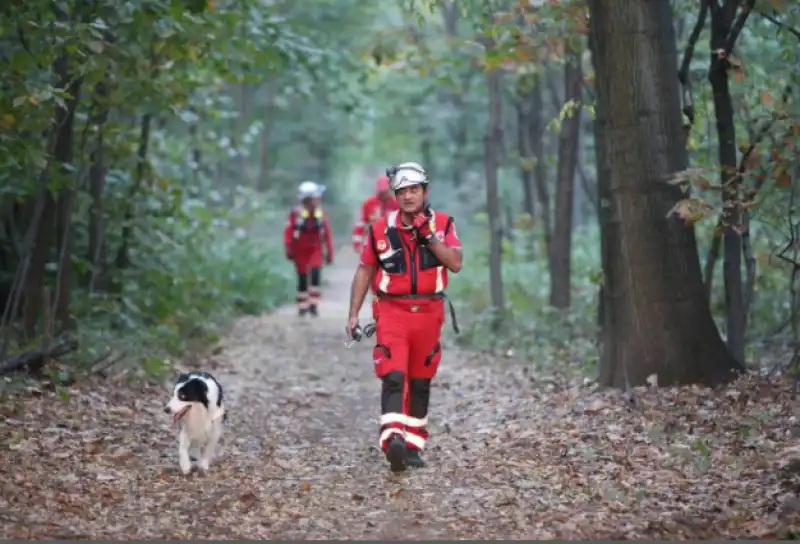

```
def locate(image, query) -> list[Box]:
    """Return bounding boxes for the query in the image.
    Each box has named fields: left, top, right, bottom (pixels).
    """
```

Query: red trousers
left=292, top=247, right=323, bottom=275
left=373, top=298, right=444, bottom=453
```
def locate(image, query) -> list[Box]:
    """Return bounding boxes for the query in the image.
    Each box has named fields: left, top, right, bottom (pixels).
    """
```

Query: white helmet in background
left=297, top=180, right=320, bottom=201
left=386, top=162, right=428, bottom=192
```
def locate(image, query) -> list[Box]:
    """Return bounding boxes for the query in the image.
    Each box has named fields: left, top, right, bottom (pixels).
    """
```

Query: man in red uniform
left=345, top=162, right=462, bottom=472
left=284, top=181, right=334, bottom=317
left=351, top=174, right=399, bottom=254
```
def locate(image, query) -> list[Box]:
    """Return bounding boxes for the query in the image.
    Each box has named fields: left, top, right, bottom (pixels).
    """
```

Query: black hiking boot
left=308, top=304, right=318, bottom=317
left=406, top=449, right=426, bottom=468
left=385, top=435, right=407, bottom=473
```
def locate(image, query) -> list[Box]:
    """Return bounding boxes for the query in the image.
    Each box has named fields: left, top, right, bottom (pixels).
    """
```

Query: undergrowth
left=57, top=186, right=293, bottom=382
left=446, top=217, right=600, bottom=376
left=447, top=213, right=797, bottom=374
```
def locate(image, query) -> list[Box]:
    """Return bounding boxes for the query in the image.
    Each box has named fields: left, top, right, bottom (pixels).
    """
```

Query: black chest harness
left=293, top=207, right=325, bottom=240
left=369, top=211, right=459, bottom=333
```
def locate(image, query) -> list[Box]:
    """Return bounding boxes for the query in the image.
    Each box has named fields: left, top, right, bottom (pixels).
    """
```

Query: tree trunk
left=87, top=82, right=110, bottom=287
left=530, top=76, right=552, bottom=260
left=549, top=42, right=583, bottom=309
left=257, top=123, right=268, bottom=189
left=52, top=58, right=83, bottom=330
left=708, top=0, right=751, bottom=366
left=256, top=82, right=272, bottom=191
left=115, top=112, right=152, bottom=272
left=590, top=0, right=743, bottom=388
left=504, top=202, right=515, bottom=247
left=450, top=99, right=468, bottom=189
left=420, top=129, right=433, bottom=184
left=0, top=203, right=24, bottom=323
left=485, top=66, right=505, bottom=328
left=589, top=21, right=613, bottom=343
left=575, top=116, right=595, bottom=223
left=238, top=83, right=251, bottom=185
left=21, top=53, right=69, bottom=338
left=87, top=142, right=108, bottom=293
left=517, top=76, right=536, bottom=224
left=20, top=186, right=54, bottom=340
left=87, top=85, right=109, bottom=294
left=188, top=104, right=203, bottom=186
left=441, top=0, right=469, bottom=189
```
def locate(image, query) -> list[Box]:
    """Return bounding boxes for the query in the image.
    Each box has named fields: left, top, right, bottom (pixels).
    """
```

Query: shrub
left=446, top=211, right=796, bottom=373
left=68, top=185, right=294, bottom=379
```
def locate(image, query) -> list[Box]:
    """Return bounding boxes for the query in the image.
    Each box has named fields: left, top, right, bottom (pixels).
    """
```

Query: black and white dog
left=164, top=371, right=227, bottom=475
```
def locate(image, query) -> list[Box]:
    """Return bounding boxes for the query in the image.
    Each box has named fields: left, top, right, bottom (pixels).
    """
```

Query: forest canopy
left=0, top=0, right=798, bottom=385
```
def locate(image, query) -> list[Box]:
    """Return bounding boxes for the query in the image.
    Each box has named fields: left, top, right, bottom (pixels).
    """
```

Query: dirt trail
left=1, top=251, right=797, bottom=539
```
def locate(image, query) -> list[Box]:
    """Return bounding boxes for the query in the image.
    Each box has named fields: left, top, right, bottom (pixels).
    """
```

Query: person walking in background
left=345, top=162, right=462, bottom=472
left=284, top=181, right=334, bottom=317
left=351, top=173, right=399, bottom=254
left=352, top=173, right=400, bottom=321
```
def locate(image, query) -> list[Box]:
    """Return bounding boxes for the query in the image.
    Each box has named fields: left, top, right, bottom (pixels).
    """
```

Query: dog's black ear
left=176, top=373, right=190, bottom=384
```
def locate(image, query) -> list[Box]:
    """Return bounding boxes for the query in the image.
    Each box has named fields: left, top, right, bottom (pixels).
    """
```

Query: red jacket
left=352, top=194, right=399, bottom=253
left=369, top=209, right=455, bottom=297
left=284, top=205, right=334, bottom=265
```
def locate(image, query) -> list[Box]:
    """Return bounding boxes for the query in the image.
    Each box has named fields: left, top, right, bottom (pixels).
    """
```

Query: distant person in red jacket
left=351, top=174, right=399, bottom=254
left=284, top=181, right=334, bottom=317
left=352, top=174, right=400, bottom=320
left=345, top=162, right=462, bottom=473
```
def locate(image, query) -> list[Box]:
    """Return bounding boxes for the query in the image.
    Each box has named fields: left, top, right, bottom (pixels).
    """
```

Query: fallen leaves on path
left=1, top=264, right=799, bottom=539
left=430, top=356, right=800, bottom=539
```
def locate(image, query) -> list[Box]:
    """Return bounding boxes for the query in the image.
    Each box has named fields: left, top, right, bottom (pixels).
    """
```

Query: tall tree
left=484, top=48, right=505, bottom=328
left=441, top=0, right=471, bottom=190
left=549, top=38, right=583, bottom=309
left=530, top=74, right=552, bottom=263
left=708, top=0, right=756, bottom=365
left=589, top=0, right=743, bottom=387
left=516, top=75, right=537, bottom=225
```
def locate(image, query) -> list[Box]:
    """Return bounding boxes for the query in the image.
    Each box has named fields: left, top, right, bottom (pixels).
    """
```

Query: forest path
left=0, top=251, right=795, bottom=539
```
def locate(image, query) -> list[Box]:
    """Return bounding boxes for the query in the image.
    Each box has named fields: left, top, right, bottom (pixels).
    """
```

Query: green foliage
left=450, top=207, right=800, bottom=374
left=1, top=0, right=798, bottom=381
left=446, top=216, right=601, bottom=373
left=0, top=0, right=375, bottom=376
left=71, top=187, right=293, bottom=375
left=435, top=0, right=800, bottom=374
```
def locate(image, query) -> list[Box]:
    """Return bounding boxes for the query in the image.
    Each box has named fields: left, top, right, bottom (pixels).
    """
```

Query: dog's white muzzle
left=164, top=398, right=192, bottom=426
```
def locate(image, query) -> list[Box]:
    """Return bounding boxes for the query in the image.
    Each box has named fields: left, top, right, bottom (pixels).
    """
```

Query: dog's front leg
left=198, top=425, right=222, bottom=472
left=178, top=429, right=192, bottom=475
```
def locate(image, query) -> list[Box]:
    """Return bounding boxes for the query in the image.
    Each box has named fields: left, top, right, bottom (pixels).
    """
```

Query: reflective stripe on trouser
left=296, top=291, right=310, bottom=310
left=405, top=378, right=431, bottom=451
left=405, top=416, right=428, bottom=451
left=309, top=288, right=321, bottom=306
left=379, top=412, right=406, bottom=450
left=379, top=375, right=432, bottom=451
left=379, top=414, right=429, bottom=451
left=379, top=371, right=406, bottom=451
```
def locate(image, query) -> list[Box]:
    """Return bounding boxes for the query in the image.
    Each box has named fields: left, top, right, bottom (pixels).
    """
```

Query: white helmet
left=297, top=180, right=321, bottom=201
left=386, top=162, right=428, bottom=192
